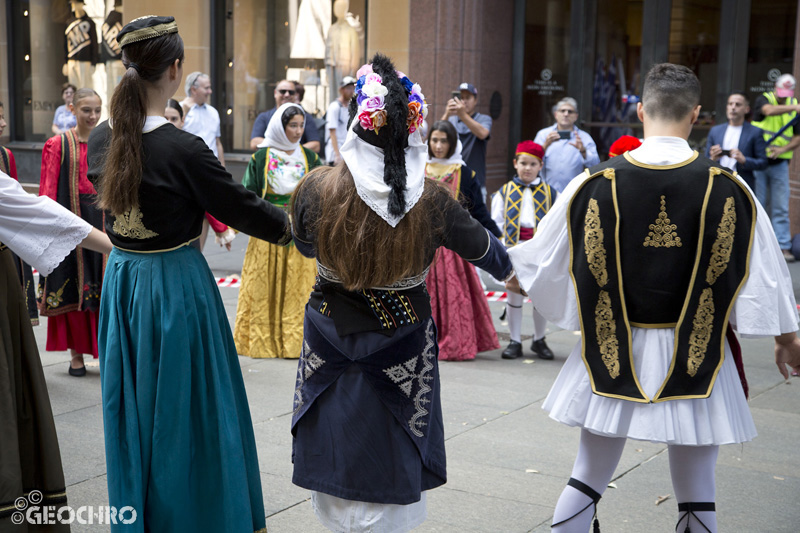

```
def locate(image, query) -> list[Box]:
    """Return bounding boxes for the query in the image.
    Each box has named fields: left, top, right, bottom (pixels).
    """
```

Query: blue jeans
left=754, top=160, right=791, bottom=250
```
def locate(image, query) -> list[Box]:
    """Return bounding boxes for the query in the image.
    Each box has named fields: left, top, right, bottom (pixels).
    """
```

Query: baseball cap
left=458, top=83, right=477, bottom=95
left=340, top=76, right=357, bottom=88
left=775, top=74, right=796, bottom=98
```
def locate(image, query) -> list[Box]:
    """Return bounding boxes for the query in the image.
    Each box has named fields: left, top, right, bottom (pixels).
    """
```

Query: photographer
left=442, top=82, right=492, bottom=194
left=533, top=97, right=599, bottom=192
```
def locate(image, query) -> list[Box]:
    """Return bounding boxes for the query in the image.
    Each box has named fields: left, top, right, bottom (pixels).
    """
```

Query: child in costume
left=507, top=63, right=800, bottom=532
left=234, top=102, right=321, bottom=359
left=290, top=54, right=513, bottom=532
left=491, top=141, right=557, bottom=360
left=88, top=16, right=290, bottom=531
left=425, top=119, right=502, bottom=360
left=38, top=88, right=105, bottom=376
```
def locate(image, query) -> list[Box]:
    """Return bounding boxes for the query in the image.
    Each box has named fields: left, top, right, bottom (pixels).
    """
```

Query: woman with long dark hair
left=290, top=54, right=514, bottom=532
left=87, top=16, right=289, bottom=531
left=38, top=87, right=105, bottom=376
left=235, top=102, right=321, bottom=359
left=424, top=119, right=502, bottom=360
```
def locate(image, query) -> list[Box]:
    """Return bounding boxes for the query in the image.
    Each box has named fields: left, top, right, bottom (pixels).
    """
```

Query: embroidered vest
left=751, top=92, right=797, bottom=159
left=424, top=163, right=462, bottom=199
left=500, top=180, right=554, bottom=246
left=38, top=130, right=105, bottom=316
left=568, top=153, right=755, bottom=402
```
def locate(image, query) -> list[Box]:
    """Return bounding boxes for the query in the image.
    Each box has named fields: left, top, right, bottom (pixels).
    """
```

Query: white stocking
left=506, top=292, right=524, bottom=343
left=532, top=307, right=547, bottom=341
left=552, top=429, right=627, bottom=532
left=669, top=445, right=718, bottom=533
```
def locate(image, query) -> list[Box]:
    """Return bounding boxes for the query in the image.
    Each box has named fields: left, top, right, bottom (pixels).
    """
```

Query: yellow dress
left=234, top=146, right=320, bottom=358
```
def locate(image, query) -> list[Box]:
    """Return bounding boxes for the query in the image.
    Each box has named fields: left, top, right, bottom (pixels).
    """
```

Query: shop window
left=746, top=0, right=798, bottom=102
left=222, top=0, right=367, bottom=152
left=520, top=0, right=572, bottom=142
left=8, top=0, right=126, bottom=142
left=667, top=0, right=720, bottom=150
left=588, top=0, right=643, bottom=159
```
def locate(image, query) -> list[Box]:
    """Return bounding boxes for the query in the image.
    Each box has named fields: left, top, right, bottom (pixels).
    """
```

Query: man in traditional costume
left=507, top=63, right=800, bottom=532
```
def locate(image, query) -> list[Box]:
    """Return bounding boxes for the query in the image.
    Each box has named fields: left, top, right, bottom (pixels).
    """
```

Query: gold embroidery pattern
left=595, top=290, right=620, bottom=378
left=643, top=195, right=682, bottom=248
left=46, top=280, right=69, bottom=309
left=584, top=199, right=608, bottom=287
left=113, top=206, right=159, bottom=239
left=602, top=168, right=615, bottom=179
left=687, top=288, right=715, bottom=376
left=706, top=197, right=736, bottom=285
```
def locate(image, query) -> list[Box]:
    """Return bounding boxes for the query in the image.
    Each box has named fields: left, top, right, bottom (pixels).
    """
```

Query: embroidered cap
left=608, top=135, right=642, bottom=158
left=117, top=16, right=178, bottom=48
left=515, top=140, right=544, bottom=161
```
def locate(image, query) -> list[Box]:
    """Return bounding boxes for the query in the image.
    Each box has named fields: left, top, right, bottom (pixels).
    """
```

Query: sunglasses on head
left=278, top=89, right=296, bottom=96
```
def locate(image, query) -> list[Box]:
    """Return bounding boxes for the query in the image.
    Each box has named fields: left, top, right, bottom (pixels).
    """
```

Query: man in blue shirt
left=533, top=97, right=600, bottom=192
left=442, top=83, right=492, bottom=193
left=249, top=79, right=321, bottom=153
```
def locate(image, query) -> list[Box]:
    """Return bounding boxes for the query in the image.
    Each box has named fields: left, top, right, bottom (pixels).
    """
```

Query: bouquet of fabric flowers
left=355, top=64, right=428, bottom=135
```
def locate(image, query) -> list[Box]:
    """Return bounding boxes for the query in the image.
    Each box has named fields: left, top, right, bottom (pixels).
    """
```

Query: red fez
left=516, top=140, right=544, bottom=161
left=608, top=135, right=642, bottom=158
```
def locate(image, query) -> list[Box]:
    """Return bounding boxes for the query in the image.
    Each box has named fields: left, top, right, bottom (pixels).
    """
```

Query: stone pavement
left=34, top=235, right=800, bottom=532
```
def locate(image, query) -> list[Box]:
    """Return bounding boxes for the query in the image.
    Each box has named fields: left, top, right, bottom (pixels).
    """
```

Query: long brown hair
left=292, top=165, right=450, bottom=291
left=97, top=33, right=184, bottom=215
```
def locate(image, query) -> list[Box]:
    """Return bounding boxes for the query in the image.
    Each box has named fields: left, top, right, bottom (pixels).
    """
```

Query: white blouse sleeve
left=730, top=198, right=799, bottom=337
left=0, top=172, right=92, bottom=276
left=507, top=173, right=586, bottom=331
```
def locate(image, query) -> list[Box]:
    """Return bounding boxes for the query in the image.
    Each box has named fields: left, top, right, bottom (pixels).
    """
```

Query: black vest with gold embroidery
left=568, top=152, right=755, bottom=403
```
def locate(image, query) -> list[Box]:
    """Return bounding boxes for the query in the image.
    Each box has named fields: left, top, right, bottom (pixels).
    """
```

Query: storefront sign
left=527, top=69, right=565, bottom=96
left=750, top=68, right=782, bottom=94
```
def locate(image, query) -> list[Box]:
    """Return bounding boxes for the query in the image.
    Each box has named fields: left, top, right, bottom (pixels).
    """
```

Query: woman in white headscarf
left=234, top=103, right=321, bottom=358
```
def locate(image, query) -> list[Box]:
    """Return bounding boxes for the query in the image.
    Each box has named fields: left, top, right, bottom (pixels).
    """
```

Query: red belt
left=519, top=227, right=534, bottom=241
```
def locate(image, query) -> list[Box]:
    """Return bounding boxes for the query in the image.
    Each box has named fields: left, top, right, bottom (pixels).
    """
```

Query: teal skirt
left=99, top=246, right=265, bottom=532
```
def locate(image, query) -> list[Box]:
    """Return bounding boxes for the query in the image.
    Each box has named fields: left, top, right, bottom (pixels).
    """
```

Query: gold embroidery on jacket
left=706, top=197, right=736, bottom=285
left=46, top=279, right=69, bottom=309
left=584, top=199, right=608, bottom=287
left=643, top=195, right=682, bottom=248
left=595, top=290, right=620, bottom=378
left=602, top=168, right=615, bottom=179
left=113, top=206, right=159, bottom=239
left=687, top=288, right=715, bottom=377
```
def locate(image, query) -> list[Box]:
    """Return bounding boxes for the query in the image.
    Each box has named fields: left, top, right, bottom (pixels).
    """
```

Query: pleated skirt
left=0, top=249, right=68, bottom=531
left=426, top=248, right=499, bottom=361
left=99, top=246, right=265, bottom=533
left=543, top=327, right=757, bottom=445
left=234, top=239, right=317, bottom=359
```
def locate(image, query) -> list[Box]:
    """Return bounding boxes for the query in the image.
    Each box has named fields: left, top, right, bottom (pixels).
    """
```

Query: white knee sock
left=552, top=430, right=627, bottom=532
left=669, top=445, right=719, bottom=533
left=532, top=307, right=547, bottom=341
left=506, top=292, right=524, bottom=343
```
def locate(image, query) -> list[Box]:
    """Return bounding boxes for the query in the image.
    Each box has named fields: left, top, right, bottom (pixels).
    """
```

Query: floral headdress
left=340, top=54, right=428, bottom=226
left=353, top=65, right=428, bottom=136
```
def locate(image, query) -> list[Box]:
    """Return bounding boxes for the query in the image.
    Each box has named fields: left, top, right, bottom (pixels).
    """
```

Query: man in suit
left=706, top=92, right=768, bottom=191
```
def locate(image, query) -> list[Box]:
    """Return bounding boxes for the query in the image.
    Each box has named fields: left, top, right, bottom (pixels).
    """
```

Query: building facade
left=2, top=0, right=800, bottom=229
